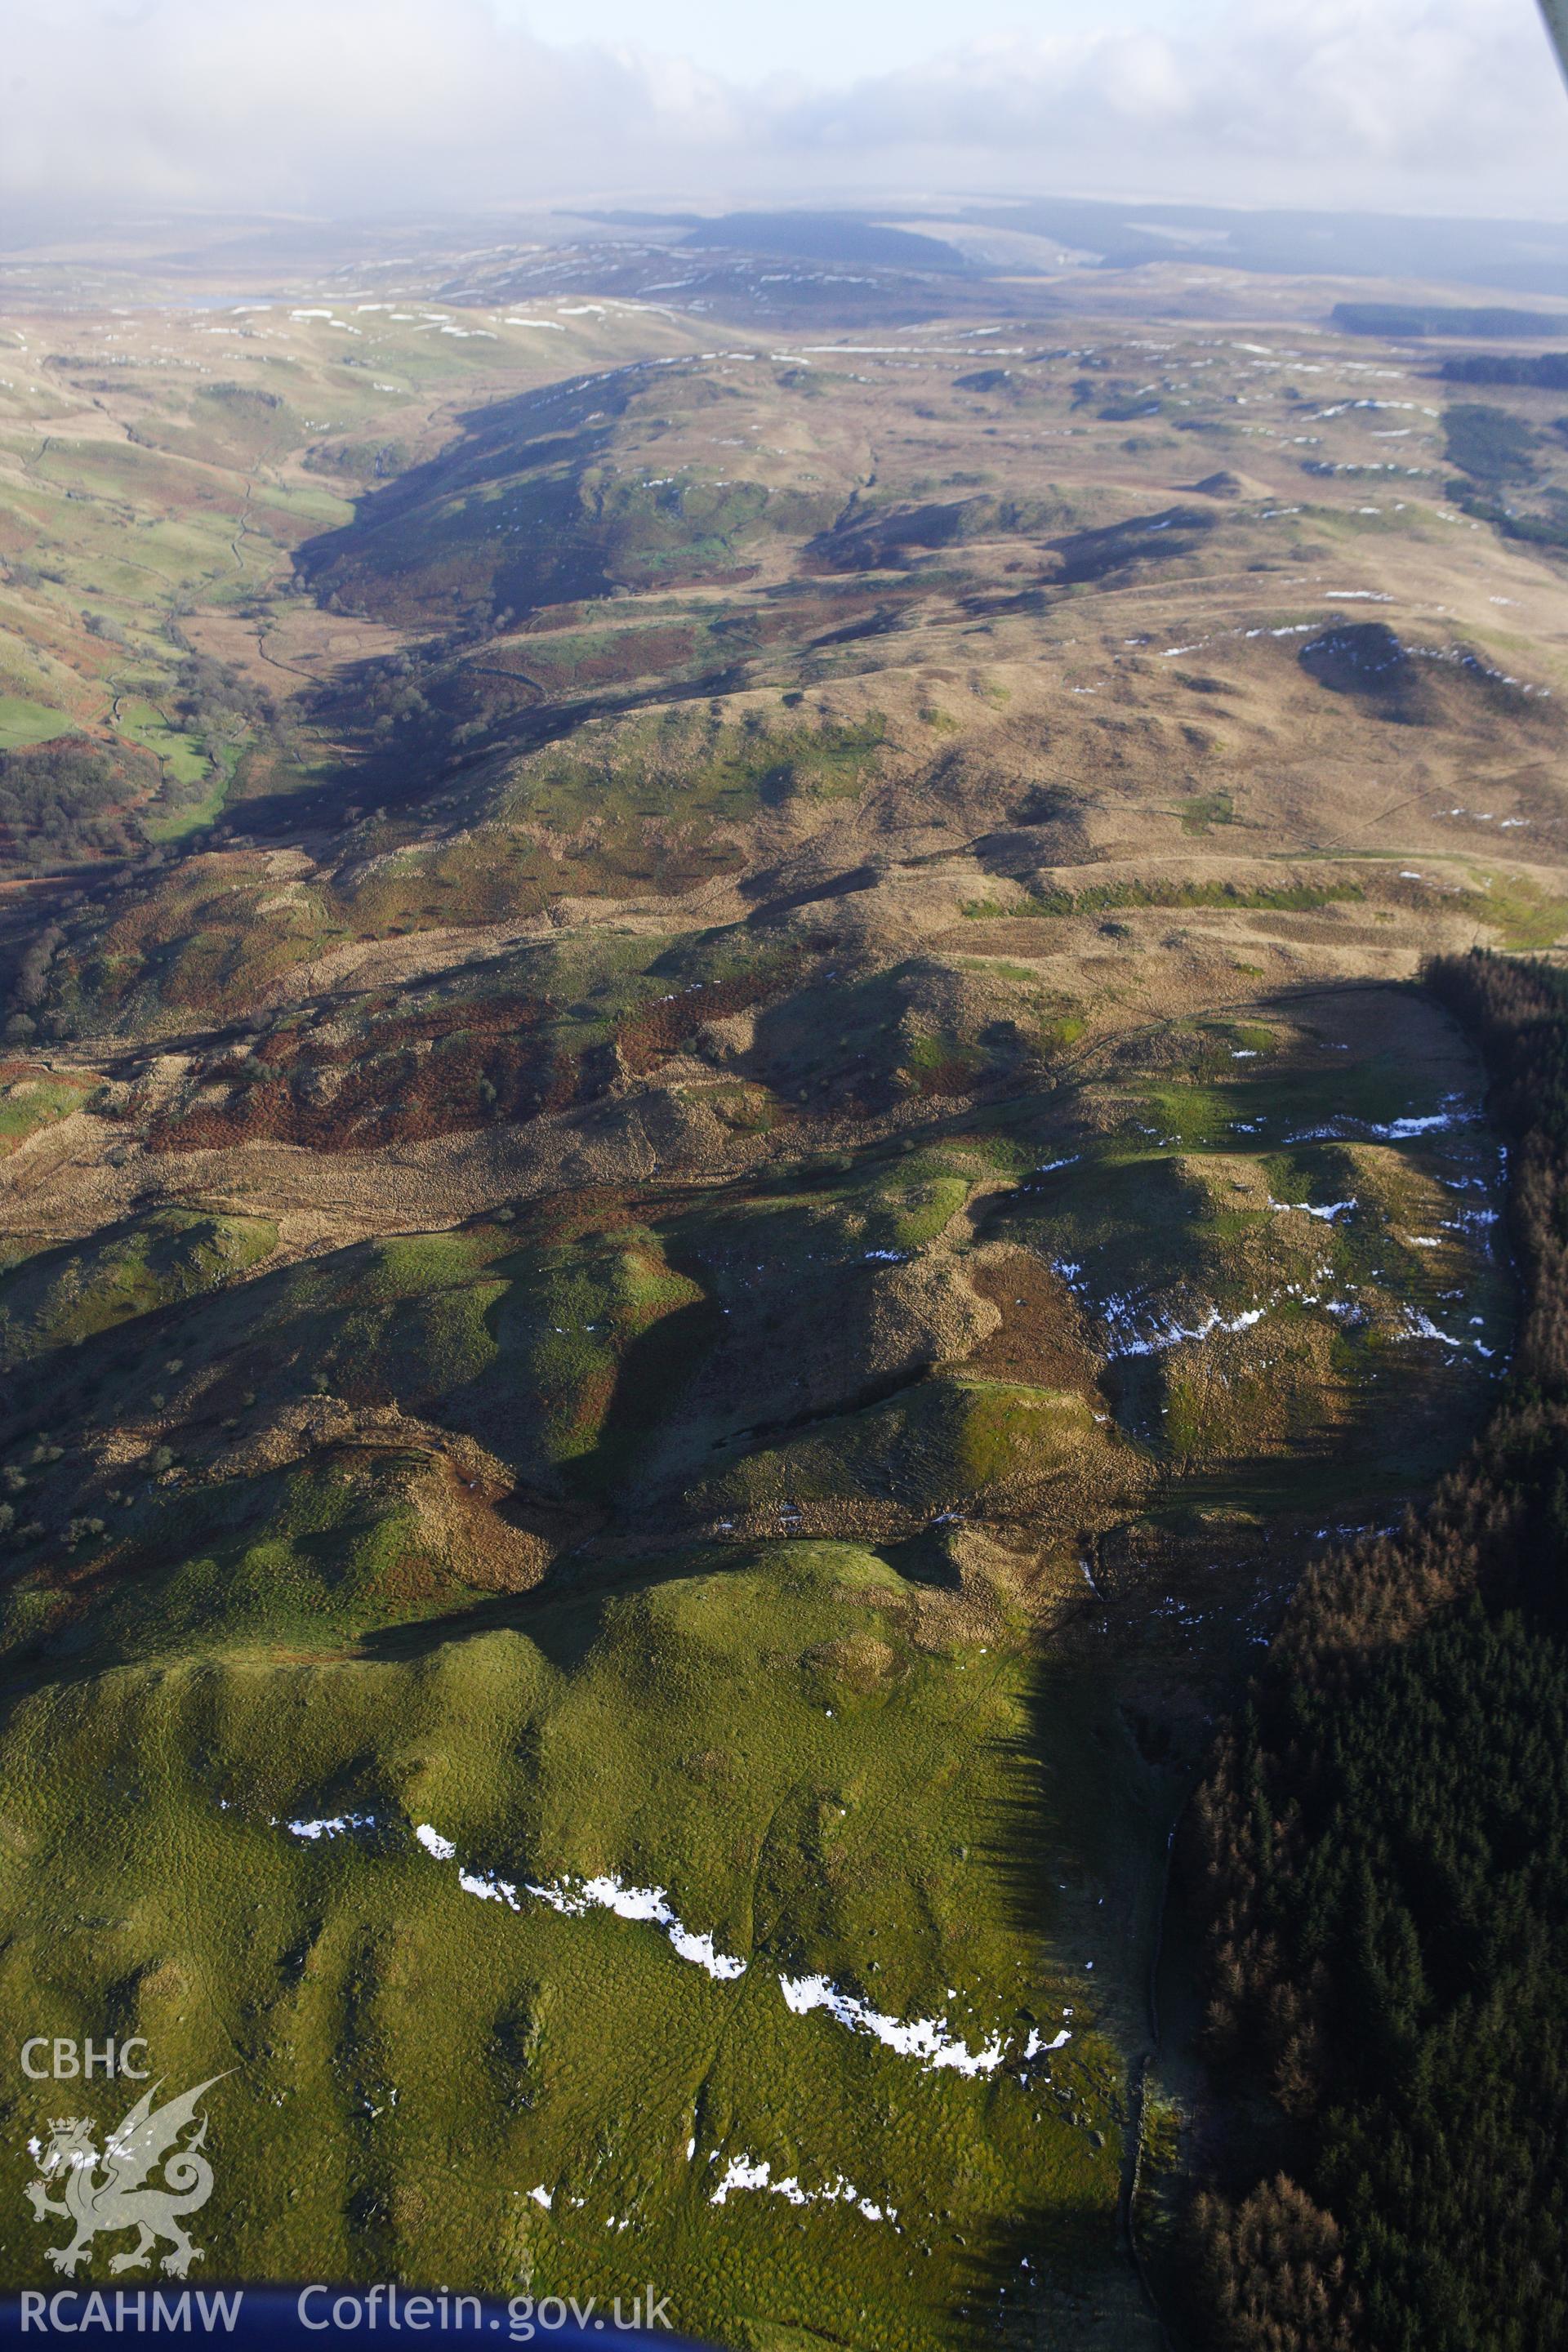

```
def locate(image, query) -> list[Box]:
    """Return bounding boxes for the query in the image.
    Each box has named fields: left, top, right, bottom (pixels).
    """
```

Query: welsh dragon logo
left=24, top=2075, right=225, bottom=2278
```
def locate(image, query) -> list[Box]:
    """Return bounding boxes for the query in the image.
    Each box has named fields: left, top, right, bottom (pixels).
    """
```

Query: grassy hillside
left=0, top=988, right=1507, bottom=2347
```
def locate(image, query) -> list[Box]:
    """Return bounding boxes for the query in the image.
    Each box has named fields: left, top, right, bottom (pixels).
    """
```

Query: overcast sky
left=7, top=0, right=1568, bottom=232
left=509, top=0, right=1196, bottom=89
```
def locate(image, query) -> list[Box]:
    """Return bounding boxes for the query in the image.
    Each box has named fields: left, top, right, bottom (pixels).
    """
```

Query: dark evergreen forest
left=1187, top=952, right=1568, bottom=2352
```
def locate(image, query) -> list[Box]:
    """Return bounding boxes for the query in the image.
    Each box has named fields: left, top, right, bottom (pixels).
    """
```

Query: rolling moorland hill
left=1, top=250, right=1567, bottom=2349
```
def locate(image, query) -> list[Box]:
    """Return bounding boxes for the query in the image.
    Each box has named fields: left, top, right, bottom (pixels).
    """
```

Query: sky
left=508, top=0, right=1195, bottom=89
left=7, top=0, right=1568, bottom=235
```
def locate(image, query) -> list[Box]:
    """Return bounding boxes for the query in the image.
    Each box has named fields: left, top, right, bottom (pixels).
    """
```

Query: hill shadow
left=950, top=1640, right=1182, bottom=2349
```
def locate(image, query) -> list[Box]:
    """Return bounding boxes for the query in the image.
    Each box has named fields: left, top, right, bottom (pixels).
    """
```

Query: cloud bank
left=6, top=0, right=1567, bottom=227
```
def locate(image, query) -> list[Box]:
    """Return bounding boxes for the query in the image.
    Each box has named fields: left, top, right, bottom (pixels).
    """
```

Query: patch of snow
left=1111, top=1303, right=1265, bottom=1360
left=780, top=1975, right=1006, bottom=2076
left=415, top=1824, right=457, bottom=1860
left=710, top=2154, right=896, bottom=2222
left=1368, top=1108, right=1470, bottom=1139
left=458, top=1869, right=522, bottom=1909
left=525, top=1873, right=747, bottom=1980
left=1398, top=1308, right=1494, bottom=1356
left=287, top=1814, right=374, bottom=1842
left=710, top=2156, right=773, bottom=2206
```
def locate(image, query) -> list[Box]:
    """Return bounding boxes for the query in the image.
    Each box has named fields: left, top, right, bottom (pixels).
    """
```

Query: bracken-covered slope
left=0, top=258, right=1565, bottom=2349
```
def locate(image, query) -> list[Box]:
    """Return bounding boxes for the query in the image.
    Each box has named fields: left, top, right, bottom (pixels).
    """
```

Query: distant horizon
left=16, top=190, right=1568, bottom=314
